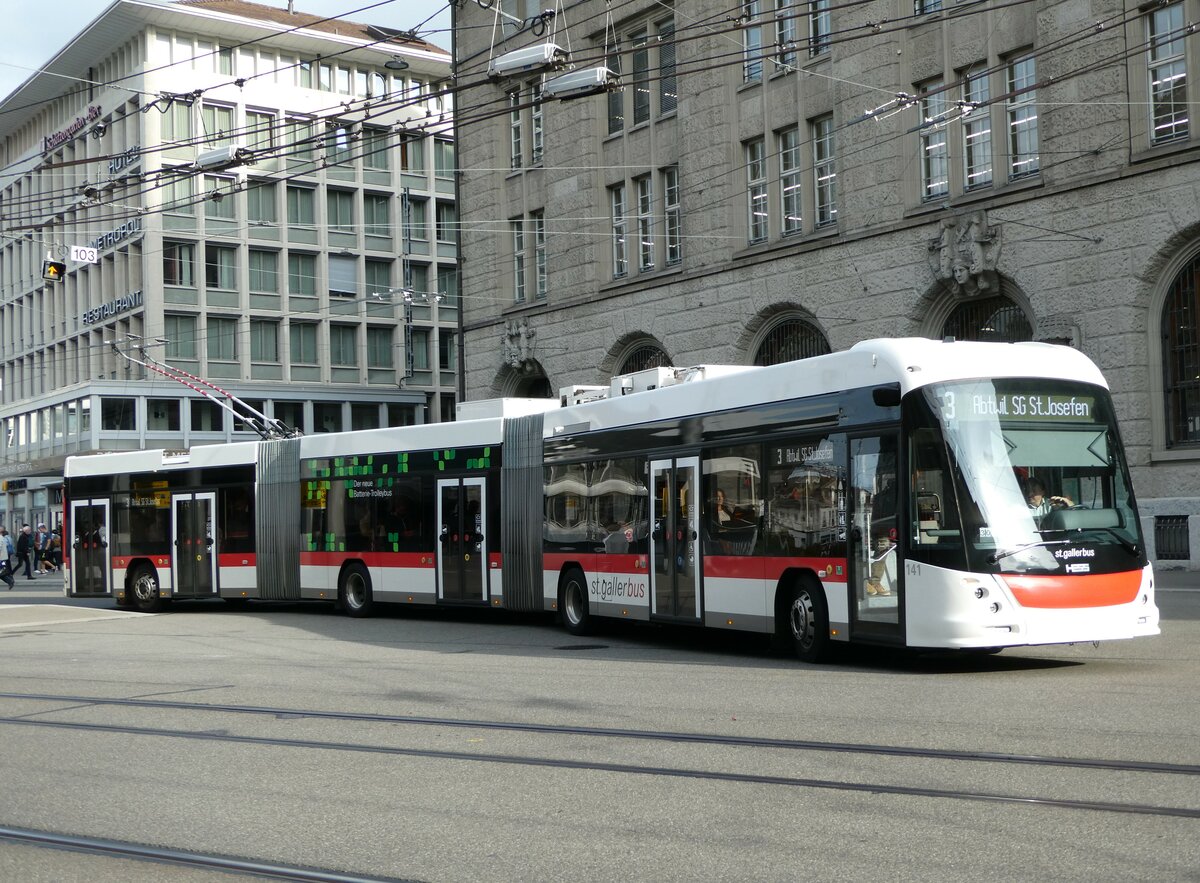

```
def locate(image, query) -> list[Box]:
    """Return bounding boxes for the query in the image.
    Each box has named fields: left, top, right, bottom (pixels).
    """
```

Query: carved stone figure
left=930, top=211, right=1002, bottom=297
left=501, top=317, right=536, bottom=369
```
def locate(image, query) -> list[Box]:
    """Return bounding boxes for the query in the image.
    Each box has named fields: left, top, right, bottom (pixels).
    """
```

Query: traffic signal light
left=42, top=260, right=66, bottom=282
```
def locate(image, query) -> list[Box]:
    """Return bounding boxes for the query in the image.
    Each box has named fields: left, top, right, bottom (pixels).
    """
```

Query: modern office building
left=452, top=0, right=1200, bottom=568
left=0, top=0, right=459, bottom=528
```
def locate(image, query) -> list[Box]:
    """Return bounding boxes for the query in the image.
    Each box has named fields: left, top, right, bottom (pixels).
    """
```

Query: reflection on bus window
left=765, top=434, right=846, bottom=557
left=703, top=445, right=761, bottom=555
left=543, top=459, right=648, bottom=553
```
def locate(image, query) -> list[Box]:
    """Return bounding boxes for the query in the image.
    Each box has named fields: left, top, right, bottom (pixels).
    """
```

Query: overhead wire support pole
left=110, top=336, right=300, bottom=440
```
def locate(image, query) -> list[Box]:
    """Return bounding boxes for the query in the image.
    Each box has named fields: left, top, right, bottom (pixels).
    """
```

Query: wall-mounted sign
left=88, top=217, right=142, bottom=252
left=109, top=145, right=140, bottom=175
left=70, top=245, right=98, bottom=264
left=83, top=290, right=143, bottom=325
left=43, top=105, right=101, bottom=153
left=1, top=479, right=28, bottom=491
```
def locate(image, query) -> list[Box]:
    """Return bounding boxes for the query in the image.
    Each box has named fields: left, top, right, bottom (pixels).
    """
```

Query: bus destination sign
left=958, top=392, right=1095, bottom=422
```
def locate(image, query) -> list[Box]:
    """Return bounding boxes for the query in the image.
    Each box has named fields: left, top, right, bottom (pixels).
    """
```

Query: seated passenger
left=1026, top=478, right=1072, bottom=518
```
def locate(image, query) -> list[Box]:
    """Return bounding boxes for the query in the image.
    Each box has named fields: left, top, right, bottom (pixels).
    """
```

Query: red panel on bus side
left=1001, top=571, right=1142, bottom=608
left=300, top=551, right=435, bottom=568
left=217, top=554, right=255, bottom=567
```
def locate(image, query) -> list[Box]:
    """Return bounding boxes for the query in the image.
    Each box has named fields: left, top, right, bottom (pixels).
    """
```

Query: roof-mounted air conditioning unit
left=488, top=43, right=568, bottom=78
left=542, top=66, right=619, bottom=101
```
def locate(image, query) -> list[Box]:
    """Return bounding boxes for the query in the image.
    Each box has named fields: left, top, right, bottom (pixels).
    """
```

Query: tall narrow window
left=636, top=175, right=654, bottom=271
left=663, top=166, right=681, bottom=266
left=607, top=41, right=624, bottom=134
left=1148, top=4, right=1189, bottom=145
left=1162, top=253, right=1200, bottom=446
left=812, top=115, right=836, bottom=226
left=530, top=82, right=544, bottom=162
left=362, top=127, right=390, bottom=169
left=328, top=255, right=357, bottom=299
left=247, top=110, right=274, bottom=150
left=1007, top=56, right=1039, bottom=178
left=205, top=245, right=236, bottom=290
left=776, top=0, right=798, bottom=69
left=743, top=1, right=764, bottom=82
left=246, top=180, right=276, bottom=225
left=367, top=326, right=393, bottom=368
left=290, top=322, right=318, bottom=363
left=746, top=138, right=768, bottom=244
left=207, top=316, right=237, bottom=361
left=250, top=320, right=279, bottom=362
left=532, top=210, right=547, bottom=299
left=328, top=190, right=354, bottom=232
left=364, top=193, right=390, bottom=237
left=200, top=104, right=234, bottom=147
left=330, top=325, right=357, bottom=367
left=509, top=90, right=522, bottom=170
left=919, top=79, right=949, bottom=199
left=809, top=0, right=831, bottom=56
left=658, top=19, right=677, bottom=114
left=611, top=185, right=628, bottom=278
left=962, top=71, right=993, bottom=189
left=434, top=139, right=456, bottom=178
left=779, top=127, right=802, bottom=235
left=287, top=186, right=314, bottom=226
left=288, top=254, right=316, bottom=296
left=632, top=31, right=651, bottom=125
left=165, top=314, right=198, bottom=359
left=248, top=249, right=278, bottom=293
left=512, top=219, right=526, bottom=302
left=436, top=201, right=457, bottom=245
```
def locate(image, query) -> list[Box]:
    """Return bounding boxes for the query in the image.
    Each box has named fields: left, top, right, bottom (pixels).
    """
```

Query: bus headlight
left=990, top=602, right=1002, bottom=614
left=974, top=587, right=988, bottom=599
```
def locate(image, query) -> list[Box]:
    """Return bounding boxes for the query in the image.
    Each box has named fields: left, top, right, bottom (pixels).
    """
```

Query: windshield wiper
left=986, top=539, right=1068, bottom=565
left=1097, top=527, right=1140, bottom=557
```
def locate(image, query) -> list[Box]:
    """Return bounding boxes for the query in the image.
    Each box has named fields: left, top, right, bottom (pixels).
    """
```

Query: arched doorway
left=1161, top=252, right=1200, bottom=447
left=942, top=294, right=1033, bottom=343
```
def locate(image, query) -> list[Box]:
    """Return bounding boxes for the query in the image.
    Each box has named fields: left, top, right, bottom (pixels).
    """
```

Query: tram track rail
left=0, top=824, right=418, bottom=882
left=1, top=691, right=1197, bottom=820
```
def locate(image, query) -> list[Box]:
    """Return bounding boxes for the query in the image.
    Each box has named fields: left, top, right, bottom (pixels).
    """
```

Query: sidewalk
left=1155, top=569, right=1200, bottom=590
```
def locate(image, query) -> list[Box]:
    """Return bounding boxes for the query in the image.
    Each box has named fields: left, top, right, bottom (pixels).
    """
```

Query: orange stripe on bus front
left=1001, top=571, right=1142, bottom=608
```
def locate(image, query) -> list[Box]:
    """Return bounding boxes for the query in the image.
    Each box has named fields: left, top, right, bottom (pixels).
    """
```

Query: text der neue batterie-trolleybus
left=63, top=338, right=1160, bottom=661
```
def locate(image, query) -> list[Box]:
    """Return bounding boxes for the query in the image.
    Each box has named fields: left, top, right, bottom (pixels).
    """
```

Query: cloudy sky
left=0, top=0, right=452, bottom=99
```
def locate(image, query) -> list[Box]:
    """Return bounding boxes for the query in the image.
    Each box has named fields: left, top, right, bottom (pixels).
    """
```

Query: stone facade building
left=0, top=0, right=458, bottom=528
left=453, top=0, right=1200, bottom=568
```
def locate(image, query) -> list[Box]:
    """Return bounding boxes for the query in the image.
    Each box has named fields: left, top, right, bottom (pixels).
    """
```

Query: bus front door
left=649, top=458, right=702, bottom=621
left=172, top=492, right=218, bottom=598
left=69, top=499, right=110, bottom=597
left=849, top=435, right=902, bottom=641
left=437, top=478, right=487, bottom=603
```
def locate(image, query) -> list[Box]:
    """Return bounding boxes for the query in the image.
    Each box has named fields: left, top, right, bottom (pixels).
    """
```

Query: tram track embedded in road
left=1, top=695, right=1198, bottom=821
left=1, top=690, right=1196, bottom=777
left=0, top=824, right=419, bottom=882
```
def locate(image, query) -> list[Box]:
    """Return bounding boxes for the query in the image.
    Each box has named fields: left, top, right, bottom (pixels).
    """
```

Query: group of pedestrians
left=0, top=523, right=60, bottom=589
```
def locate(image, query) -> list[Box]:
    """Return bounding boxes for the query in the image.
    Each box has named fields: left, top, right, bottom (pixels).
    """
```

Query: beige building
left=0, top=0, right=459, bottom=528
left=453, top=0, right=1200, bottom=568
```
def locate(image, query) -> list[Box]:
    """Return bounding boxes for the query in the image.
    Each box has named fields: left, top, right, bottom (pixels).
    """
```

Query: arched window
left=942, top=295, right=1032, bottom=343
left=1163, top=254, right=1200, bottom=446
left=514, top=375, right=553, bottom=398
left=620, top=344, right=671, bottom=374
left=753, top=317, right=830, bottom=365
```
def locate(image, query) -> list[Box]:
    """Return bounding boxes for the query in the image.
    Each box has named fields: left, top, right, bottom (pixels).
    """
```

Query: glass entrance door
left=849, top=435, right=902, bottom=638
left=172, top=492, right=217, bottom=597
left=649, top=458, right=702, bottom=621
left=437, top=478, right=487, bottom=603
left=69, top=500, right=110, bottom=597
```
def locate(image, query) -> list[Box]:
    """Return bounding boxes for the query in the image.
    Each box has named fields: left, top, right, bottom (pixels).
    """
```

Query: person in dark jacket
left=15, top=524, right=34, bottom=579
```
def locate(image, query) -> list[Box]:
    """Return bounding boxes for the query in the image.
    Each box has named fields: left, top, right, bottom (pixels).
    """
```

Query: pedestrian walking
left=0, top=527, right=14, bottom=589
left=15, top=524, right=34, bottom=580
left=35, top=523, right=53, bottom=573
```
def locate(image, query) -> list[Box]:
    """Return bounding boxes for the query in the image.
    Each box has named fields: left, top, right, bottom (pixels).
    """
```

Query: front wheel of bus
left=129, top=564, right=163, bottom=613
left=560, top=568, right=593, bottom=636
left=785, top=581, right=830, bottom=664
left=340, top=563, right=374, bottom=618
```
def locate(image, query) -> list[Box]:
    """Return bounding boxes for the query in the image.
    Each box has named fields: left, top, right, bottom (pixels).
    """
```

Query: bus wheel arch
left=128, top=561, right=164, bottom=613
left=339, top=561, right=374, bottom=618
left=775, top=570, right=831, bottom=663
left=558, top=566, right=593, bottom=636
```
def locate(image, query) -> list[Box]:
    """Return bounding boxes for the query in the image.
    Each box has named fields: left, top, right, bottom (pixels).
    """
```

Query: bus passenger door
left=69, top=499, right=111, bottom=597
left=849, top=435, right=902, bottom=641
left=649, top=458, right=702, bottom=621
left=172, top=492, right=218, bottom=597
left=437, top=478, right=487, bottom=603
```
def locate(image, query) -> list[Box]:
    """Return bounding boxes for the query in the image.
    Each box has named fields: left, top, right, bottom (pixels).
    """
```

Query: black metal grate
left=1163, top=256, right=1200, bottom=447
left=1155, top=515, right=1191, bottom=561
left=754, top=318, right=831, bottom=366
left=620, top=344, right=671, bottom=374
left=943, top=295, right=1033, bottom=343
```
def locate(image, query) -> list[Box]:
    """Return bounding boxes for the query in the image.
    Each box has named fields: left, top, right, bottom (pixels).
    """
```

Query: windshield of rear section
left=907, top=379, right=1145, bottom=576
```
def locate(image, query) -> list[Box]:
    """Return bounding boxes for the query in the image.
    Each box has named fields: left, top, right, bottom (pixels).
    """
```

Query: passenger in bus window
left=865, top=533, right=895, bottom=596
left=713, top=488, right=732, bottom=526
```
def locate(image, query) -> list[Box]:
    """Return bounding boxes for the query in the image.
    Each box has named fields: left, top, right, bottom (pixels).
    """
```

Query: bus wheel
left=559, top=568, right=593, bottom=636
left=129, top=564, right=163, bottom=613
left=340, top=563, right=374, bottom=618
left=783, top=580, right=830, bottom=664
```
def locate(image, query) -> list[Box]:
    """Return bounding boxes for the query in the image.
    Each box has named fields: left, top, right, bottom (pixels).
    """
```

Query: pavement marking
left=0, top=605, right=152, bottom=629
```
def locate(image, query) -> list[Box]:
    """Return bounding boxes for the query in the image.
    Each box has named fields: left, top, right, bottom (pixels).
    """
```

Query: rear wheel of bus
left=129, top=563, right=163, bottom=613
left=340, top=563, right=374, bottom=618
left=559, top=568, right=593, bottom=636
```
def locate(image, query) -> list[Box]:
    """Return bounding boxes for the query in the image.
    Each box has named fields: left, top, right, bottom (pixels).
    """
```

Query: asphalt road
left=1, top=571, right=1198, bottom=882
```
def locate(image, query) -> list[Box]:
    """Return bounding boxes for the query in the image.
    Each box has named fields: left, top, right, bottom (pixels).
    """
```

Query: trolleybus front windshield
left=908, top=379, right=1144, bottom=576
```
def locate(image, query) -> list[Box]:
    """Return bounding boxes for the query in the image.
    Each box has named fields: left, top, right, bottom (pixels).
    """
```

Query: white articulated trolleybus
left=63, top=338, right=1160, bottom=661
